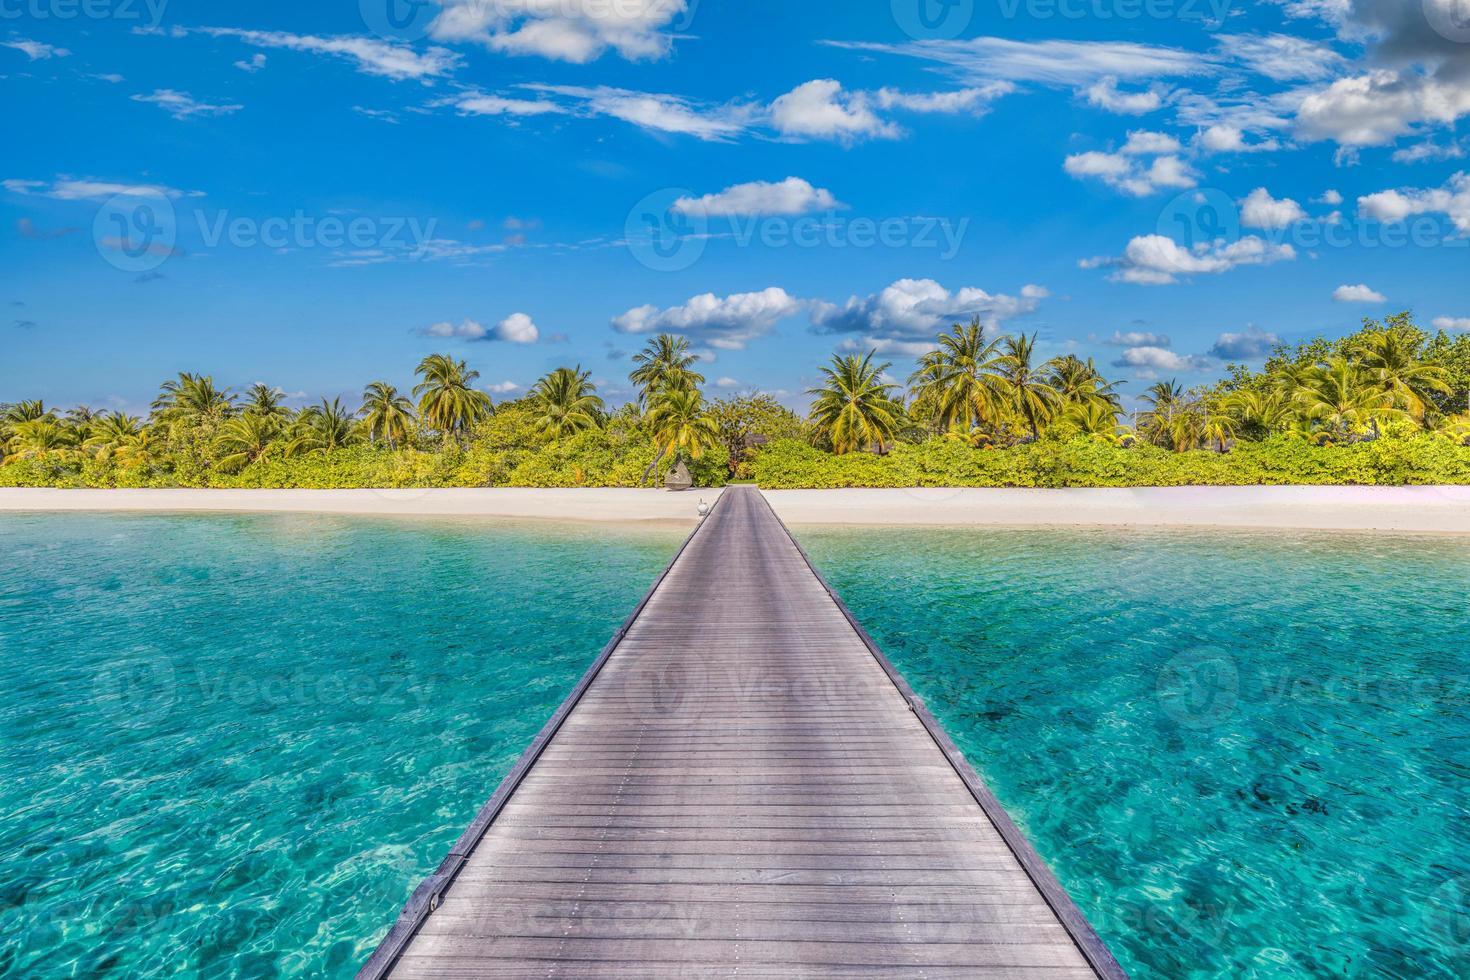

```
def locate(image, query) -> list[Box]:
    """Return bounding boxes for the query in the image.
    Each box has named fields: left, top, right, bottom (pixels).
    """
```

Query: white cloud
left=487, top=380, right=521, bottom=393
left=1332, top=283, right=1386, bottom=303
left=1216, top=33, right=1344, bottom=81
left=198, top=27, right=460, bottom=82
left=1432, top=316, right=1470, bottom=332
left=445, top=92, right=566, bottom=117
left=827, top=37, right=1211, bottom=86
left=770, top=79, right=900, bottom=143
left=1357, top=172, right=1470, bottom=235
left=1239, top=187, right=1307, bottom=229
left=234, top=53, right=267, bottom=73
left=419, top=312, right=541, bottom=342
left=4, top=176, right=196, bottom=200
left=1210, top=325, right=1280, bottom=359
left=715, top=376, right=741, bottom=388
left=132, top=89, right=243, bottom=120
left=1104, top=330, right=1171, bottom=346
left=1084, top=76, right=1164, bottom=115
left=873, top=82, right=1014, bottom=114
left=1198, top=124, right=1282, bottom=154
left=809, top=278, right=1044, bottom=348
left=1064, top=132, right=1196, bottom=197
left=1085, top=234, right=1296, bottom=285
left=1392, top=140, right=1465, bottom=163
left=525, top=83, right=754, bottom=141
left=1111, top=346, right=1207, bottom=372
left=2, top=39, right=70, bottom=60
left=430, top=0, right=686, bottom=64
left=672, top=178, right=842, bottom=217
left=1295, top=71, right=1470, bottom=150
left=1317, top=189, right=1343, bottom=205
left=611, top=287, right=800, bottom=350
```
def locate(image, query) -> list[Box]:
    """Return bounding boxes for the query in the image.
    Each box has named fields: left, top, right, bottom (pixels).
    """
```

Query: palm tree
left=3, top=418, right=75, bottom=464
left=84, top=412, right=144, bottom=462
left=629, top=334, right=705, bottom=406
left=152, top=373, right=235, bottom=430
left=995, top=334, right=1060, bottom=441
left=646, top=388, right=721, bottom=468
left=1065, top=399, right=1122, bottom=442
left=215, top=413, right=282, bottom=471
left=907, top=319, right=1005, bottom=435
left=243, top=383, right=291, bottom=420
left=1138, top=380, right=1186, bottom=447
left=1294, top=357, right=1404, bottom=441
left=530, top=367, right=604, bottom=438
left=808, top=352, right=904, bottom=455
left=64, top=405, right=98, bottom=441
left=284, top=398, right=361, bottom=455
left=1352, top=327, right=1449, bottom=423
left=113, top=429, right=159, bottom=469
left=1047, top=355, right=1122, bottom=410
left=1221, top=388, right=1293, bottom=439
left=3, top=400, right=50, bottom=424
left=360, top=381, right=415, bottom=448
left=413, top=354, right=492, bottom=442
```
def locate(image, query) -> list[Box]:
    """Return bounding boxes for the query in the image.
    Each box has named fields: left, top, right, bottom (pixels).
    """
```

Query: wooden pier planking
left=361, top=486, right=1124, bottom=979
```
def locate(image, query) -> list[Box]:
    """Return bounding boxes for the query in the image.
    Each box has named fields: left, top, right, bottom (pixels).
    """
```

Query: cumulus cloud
left=1064, top=131, right=1196, bottom=196
left=2, top=38, right=70, bottom=60
left=430, top=0, right=687, bottom=63
left=1332, top=283, right=1387, bottom=303
left=1296, top=71, right=1470, bottom=151
left=1318, top=189, right=1344, bottom=205
left=487, top=380, right=521, bottom=393
left=1432, top=316, right=1470, bottom=331
left=1357, top=172, right=1470, bottom=234
left=1210, top=325, right=1281, bottom=359
left=1084, top=76, right=1165, bottom=114
left=809, top=278, right=1044, bottom=354
left=234, top=53, right=267, bottom=73
left=769, top=79, right=901, bottom=142
left=611, top=287, right=800, bottom=350
left=672, top=178, right=843, bottom=217
left=132, top=89, right=243, bottom=120
left=1111, top=346, right=1207, bottom=373
left=1083, top=234, right=1296, bottom=285
left=1239, top=187, right=1308, bottom=229
left=197, top=27, right=460, bottom=82
left=1198, top=124, right=1282, bottom=153
left=419, top=312, right=541, bottom=343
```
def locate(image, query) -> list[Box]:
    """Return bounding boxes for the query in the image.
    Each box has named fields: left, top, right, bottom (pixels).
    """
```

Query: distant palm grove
left=4, top=313, right=1470, bottom=489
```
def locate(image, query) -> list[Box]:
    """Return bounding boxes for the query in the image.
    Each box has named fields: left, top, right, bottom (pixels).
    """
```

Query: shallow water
left=0, top=512, right=683, bottom=978
left=798, top=524, right=1470, bottom=978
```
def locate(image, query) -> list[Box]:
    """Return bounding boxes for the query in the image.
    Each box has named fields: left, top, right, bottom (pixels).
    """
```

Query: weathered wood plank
left=361, top=487, right=1123, bottom=979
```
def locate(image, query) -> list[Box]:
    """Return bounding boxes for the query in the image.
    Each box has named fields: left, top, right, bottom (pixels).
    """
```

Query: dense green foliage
left=5, top=316, right=1470, bottom=490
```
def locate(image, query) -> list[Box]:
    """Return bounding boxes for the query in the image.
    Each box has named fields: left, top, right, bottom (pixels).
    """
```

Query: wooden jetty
left=361, top=485, right=1124, bottom=978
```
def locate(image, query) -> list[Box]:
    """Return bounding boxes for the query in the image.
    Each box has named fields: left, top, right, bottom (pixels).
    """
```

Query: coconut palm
left=3, top=418, right=75, bottom=463
left=1047, top=355, right=1122, bottom=410
left=243, top=383, right=291, bottom=420
left=113, top=429, right=159, bottom=469
left=995, top=334, right=1061, bottom=441
left=215, top=413, right=282, bottom=471
left=1138, top=380, right=1186, bottom=447
left=907, top=319, right=1006, bottom=435
left=808, top=352, right=904, bottom=455
left=1065, top=399, right=1122, bottom=442
left=361, top=381, right=415, bottom=448
left=284, top=398, right=361, bottom=455
left=83, top=413, right=143, bottom=462
left=1294, top=357, right=1404, bottom=441
left=64, top=405, right=98, bottom=441
left=1222, top=388, right=1294, bottom=439
left=3, top=400, right=50, bottom=424
left=152, top=373, right=235, bottom=429
left=413, top=354, right=492, bottom=442
left=629, top=334, right=705, bottom=406
left=530, top=367, right=604, bottom=438
left=1352, top=327, right=1449, bottom=423
left=646, top=388, right=721, bottom=465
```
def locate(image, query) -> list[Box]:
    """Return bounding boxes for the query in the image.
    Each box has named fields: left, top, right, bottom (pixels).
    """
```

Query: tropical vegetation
left=4, top=315, right=1469, bottom=489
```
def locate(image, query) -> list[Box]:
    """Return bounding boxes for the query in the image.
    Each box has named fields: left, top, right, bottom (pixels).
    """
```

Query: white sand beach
left=2, top=485, right=1468, bottom=532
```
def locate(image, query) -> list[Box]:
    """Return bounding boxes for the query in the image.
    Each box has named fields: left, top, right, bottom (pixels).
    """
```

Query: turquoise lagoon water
left=799, top=525, right=1470, bottom=978
left=0, top=512, right=684, bottom=978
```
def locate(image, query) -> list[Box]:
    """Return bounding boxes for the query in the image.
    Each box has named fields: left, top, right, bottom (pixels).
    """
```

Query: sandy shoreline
left=1, top=485, right=1467, bottom=533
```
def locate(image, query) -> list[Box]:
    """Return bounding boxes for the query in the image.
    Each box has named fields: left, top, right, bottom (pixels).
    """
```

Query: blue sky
left=5, top=0, right=1470, bottom=413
